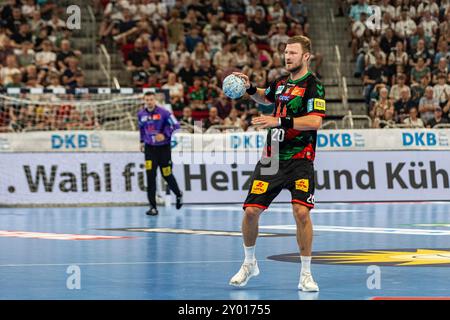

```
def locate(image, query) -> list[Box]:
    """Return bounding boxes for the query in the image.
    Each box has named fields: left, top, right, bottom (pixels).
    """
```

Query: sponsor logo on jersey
left=265, top=87, right=271, bottom=96
left=275, top=85, right=285, bottom=94
left=251, top=180, right=269, bottom=194
left=291, top=87, right=306, bottom=97
left=307, top=98, right=326, bottom=112
left=295, top=179, right=309, bottom=192
left=307, top=99, right=314, bottom=112
left=278, top=94, right=291, bottom=102
left=314, top=98, right=326, bottom=111
left=141, top=116, right=148, bottom=122
left=152, top=114, right=161, bottom=120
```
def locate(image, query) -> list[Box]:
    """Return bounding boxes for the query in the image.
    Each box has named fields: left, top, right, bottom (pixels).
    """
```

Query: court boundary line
left=2, top=200, right=450, bottom=209
left=0, top=259, right=275, bottom=268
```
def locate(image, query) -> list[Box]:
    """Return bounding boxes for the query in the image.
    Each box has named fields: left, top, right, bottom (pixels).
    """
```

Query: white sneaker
left=229, top=261, right=260, bottom=287
left=298, top=272, right=319, bottom=292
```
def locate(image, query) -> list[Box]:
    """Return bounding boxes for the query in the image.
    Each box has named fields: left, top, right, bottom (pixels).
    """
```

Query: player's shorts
left=144, top=144, right=173, bottom=171
left=243, top=158, right=316, bottom=210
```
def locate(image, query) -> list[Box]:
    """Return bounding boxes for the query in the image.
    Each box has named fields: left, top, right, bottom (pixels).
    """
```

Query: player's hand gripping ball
left=222, top=74, right=246, bottom=99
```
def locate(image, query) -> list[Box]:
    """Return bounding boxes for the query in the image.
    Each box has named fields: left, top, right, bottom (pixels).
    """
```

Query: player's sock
left=300, top=256, right=311, bottom=274
left=175, top=192, right=183, bottom=210
left=165, top=174, right=182, bottom=197
left=244, top=244, right=256, bottom=263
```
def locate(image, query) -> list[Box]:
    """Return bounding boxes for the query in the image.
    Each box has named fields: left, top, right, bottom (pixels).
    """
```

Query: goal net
left=0, top=88, right=171, bottom=133
left=0, top=87, right=172, bottom=207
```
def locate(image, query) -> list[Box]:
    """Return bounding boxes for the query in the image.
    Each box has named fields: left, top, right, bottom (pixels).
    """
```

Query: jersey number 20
left=271, top=128, right=285, bottom=142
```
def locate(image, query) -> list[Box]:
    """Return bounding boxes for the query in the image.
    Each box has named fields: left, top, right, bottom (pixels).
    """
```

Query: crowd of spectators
left=0, top=0, right=86, bottom=132
left=0, top=0, right=84, bottom=89
left=347, top=0, right=450, bottom=128
left=6, top=1, right=449, bottom=133
left=1, top=103, right=100, bottom=132
left=96, top=0, right=321, bottom=132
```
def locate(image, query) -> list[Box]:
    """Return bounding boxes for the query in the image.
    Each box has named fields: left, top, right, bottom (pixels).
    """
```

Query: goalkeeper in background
left=138, top=91, right=183, bottom=216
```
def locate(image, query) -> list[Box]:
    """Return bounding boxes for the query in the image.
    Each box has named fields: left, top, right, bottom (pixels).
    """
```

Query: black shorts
left=144, top=144, right=173, bottom=175
left=243, top=158, right=316, bottom=210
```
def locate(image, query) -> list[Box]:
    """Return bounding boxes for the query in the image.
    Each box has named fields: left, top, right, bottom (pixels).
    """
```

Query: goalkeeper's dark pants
left=144, top=143, right=182, bottom=208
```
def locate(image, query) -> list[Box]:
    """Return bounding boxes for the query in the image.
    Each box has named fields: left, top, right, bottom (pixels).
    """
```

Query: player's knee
left=293, top=205, right=310, bottom=224
left=244, top=206, right=262, bottom=221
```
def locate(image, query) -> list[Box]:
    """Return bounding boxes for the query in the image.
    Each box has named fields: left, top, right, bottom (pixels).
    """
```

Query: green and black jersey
left=263, top=71, right=326, bottom=161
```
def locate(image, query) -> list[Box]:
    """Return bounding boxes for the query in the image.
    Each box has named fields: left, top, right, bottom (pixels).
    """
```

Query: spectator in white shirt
left=191, top=42, right=210, bottom=69
left=22, top=0, right=38, bottom=17
left=205, top=25, right=225, bottom=56
left=245, top=0, right=265, bottom=20
left=138, top=0, right=167, bottom=21
left=267, top=1, right=284, bottom=24
left=389, top=73, right=411, bottom=102
left=380, top=12, right=395, bottom=36
left=433, top=74, right=450, bottom=105
left=233, top=43, right=251, bottom=69
left=162, top=72, right=184, bottom=103
left=47, top=13, right=66, bottom=33
left=432, top=57, right=449, bottom=84
left=270, top=23, right=290, bottom=53
left=388, top=40, right=408, bottom=69
left=29, top=11, right=46, bottom=33
left=0, top=55, right=21, bottom=86
left=379, top=0, right=395, bottom=19
left=104, top=0, right=125, bottom=21
left=393, top=0, right=417, bottom=21
left=417, top=0, right=440, bottom=17
left=420, top=10, right=438, bottom=39
left=404, top=107, right=425, bottom=127
left=224, top=108, right=244, bottom=130
left=351, top=12, right=370, bottom=59
left=395, top=8, right=417, bottom=38
left=365, top=40, right=386, bottom=67
left=170, top=42, right=191, bottom=73
left=213, top=43, right=234, bottom=70
left=35, top=40, right=57, bottom=70
left=352, top=11, right=369, bottom=39
left=419, top=86, right=440, bottom=124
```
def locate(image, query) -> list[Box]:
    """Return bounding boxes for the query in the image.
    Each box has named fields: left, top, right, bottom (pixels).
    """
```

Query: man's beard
left=287, top=62, right=304, bottom=74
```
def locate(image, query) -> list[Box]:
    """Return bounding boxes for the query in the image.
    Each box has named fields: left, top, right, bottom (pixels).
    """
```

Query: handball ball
left=222, top=74, right=246, bottom=99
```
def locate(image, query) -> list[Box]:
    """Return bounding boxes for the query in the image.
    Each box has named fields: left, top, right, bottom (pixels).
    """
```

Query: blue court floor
left=0, top=202, right=450, bottom=300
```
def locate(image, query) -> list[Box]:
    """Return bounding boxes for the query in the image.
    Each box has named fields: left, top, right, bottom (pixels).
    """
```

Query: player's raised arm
left=232, top=72, right=274, bottom=106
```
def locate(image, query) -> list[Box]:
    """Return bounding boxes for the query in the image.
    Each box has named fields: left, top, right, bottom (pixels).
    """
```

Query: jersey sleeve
left=306, top=79, right=326, bottom=117
left=264, top=79, right=278, bottom=103
left=162, top=111, right=180, bottom=139
left=137, top=111, right=145, bottom=143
